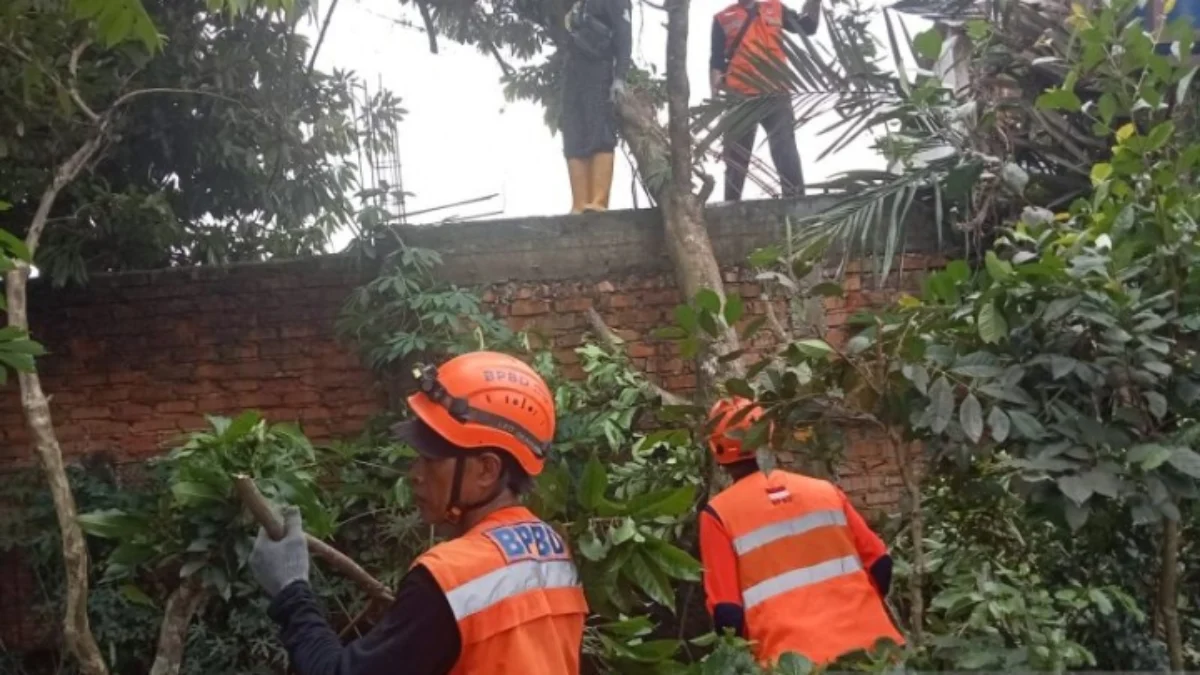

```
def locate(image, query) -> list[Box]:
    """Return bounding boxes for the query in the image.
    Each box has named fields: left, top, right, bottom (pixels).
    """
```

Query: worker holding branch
left=699, top=397, right=903, bottom=666
left=249, top=351, right=588, bottom=675
left=711, top=0, right=821, bottom=201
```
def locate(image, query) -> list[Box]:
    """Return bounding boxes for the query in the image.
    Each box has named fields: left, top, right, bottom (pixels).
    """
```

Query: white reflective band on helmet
left=444, top=559, right=580, bottom=621
left=732, top=509, right=847, bottom=555
left=742, top=554, right=862, bottom=610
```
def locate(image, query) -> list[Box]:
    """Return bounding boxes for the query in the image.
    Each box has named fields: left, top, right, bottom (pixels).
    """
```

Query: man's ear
left=472, top=451, right=506, bottom=487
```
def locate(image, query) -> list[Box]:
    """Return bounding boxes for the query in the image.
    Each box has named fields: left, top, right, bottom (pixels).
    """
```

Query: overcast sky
left=311, top=0, right=905, bottom=245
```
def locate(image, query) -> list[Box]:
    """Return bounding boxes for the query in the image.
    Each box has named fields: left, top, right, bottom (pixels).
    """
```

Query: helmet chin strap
left=444, top=455, right=509, bottom=526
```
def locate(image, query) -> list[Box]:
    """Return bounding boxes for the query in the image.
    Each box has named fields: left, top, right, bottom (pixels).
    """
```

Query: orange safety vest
left=414, top=506, right=589, bottom=675
left=715, top=0, right=788, bottom=95
left=707, top=470, right=903, bottom=665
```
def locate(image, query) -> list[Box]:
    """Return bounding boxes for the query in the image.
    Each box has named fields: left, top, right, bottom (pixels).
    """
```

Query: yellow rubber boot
left=567, top=158, right=591, bottom=214
left=582, top=152, right=614, bottom=212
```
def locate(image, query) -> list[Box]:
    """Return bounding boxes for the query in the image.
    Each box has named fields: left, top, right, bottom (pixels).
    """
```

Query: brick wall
left=0, top=198, right=950, bottom=505
left=0, top=199, right=952, bottom=651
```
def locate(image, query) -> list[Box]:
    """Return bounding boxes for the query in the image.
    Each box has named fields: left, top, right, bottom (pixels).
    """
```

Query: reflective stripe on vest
left=446, top=558, right=581, bottom=621
left=707, top=472, right=903, bottom=665
left=743, top=554, right=862, bottom=609
left=733, top=509, right=847, bottom=555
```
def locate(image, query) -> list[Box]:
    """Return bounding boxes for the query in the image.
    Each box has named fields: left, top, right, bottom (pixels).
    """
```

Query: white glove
left=611, top=78, right=627, bottom=101
left=249, top=506, right=310, bottom=597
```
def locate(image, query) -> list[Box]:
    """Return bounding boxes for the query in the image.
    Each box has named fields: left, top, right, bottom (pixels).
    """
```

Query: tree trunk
left=1159, top=515, right=1183, bottom=672
left=616, top=0, right=744, bottom=400
left=7, top=135, right=110, bottom=675
left=889, top=430, right=924, bottom=648
left=148, top=579, right=208, bottom=675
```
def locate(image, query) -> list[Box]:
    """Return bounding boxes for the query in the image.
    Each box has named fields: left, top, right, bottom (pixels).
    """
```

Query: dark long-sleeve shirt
left=710, top=3, right=819, bottom=74
left=567, top=0, right=633, bottom=79
left=267, top=565, right=461, bottom=675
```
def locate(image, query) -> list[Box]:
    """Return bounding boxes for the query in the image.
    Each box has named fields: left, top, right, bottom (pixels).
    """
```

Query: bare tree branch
left=234, top=476, right=396, bottom=603
left=416, top=0, right=439, bottom=54
left=764, top=298, right=791, bottom=344
left=68, top=41, right=100, bottom=123
left=306, top=0, right=342, bottom=75
left=148, top=578, right=208, bottom=675
left=584, top=307, right=691, bottom=406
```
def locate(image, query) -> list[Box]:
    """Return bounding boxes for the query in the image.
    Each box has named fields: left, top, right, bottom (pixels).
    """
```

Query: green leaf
left=1064, top=501, right=1089, bottom=531
left=1090, top=162, right=1113, bottom=184
left=988, top=407, right=1010, bottom=443
left=646, top=540, right=701, bottom=581
left=959, top=393, right=983, bottom=443
left=674, top=305, right=698, bottom=333
left=1008, top=410, right=1045, bottom=440
left=902, top=363, right=929, bottom=395
left=978, top=303, right=1008, bottom=344
left=0, top=229, right=31, bottom=262
left=223, top=410, right=261, bottom=441
left=695, top=289, right=721, bottom=314
left=624, top=548, right=675, bottom=610
left=1130, top=443, right=1173, bottom=470
left=611, top=518, right=637, bottom=545
left=171, top=480, right=224, bottom=506
left=119, top=583, right=157, bottom=608
left=627, top=486, right=695, bottom=517
left=913, top=27, right=944, bottom=60
left=723, top=294, right=745, bottom=325
left=928, top=376, right=954, bottom=434
left=1167, top=447, right=1200, bottom=479
left=984, top=251, right=1013, bottom=281
left=1058, top=475, right=1093, bottom=505
left=77, top=510, right=144, bottom=540
left=1036, top=88, right=1083, bottom=112
left=1088, top=588, right=1114, bottom=615
left=179, top=559, right=206, bottom=578
left=795, top=339, right=833, bottom=358
left=1144, top=391, right=1168, bottom=419
left=578, top=530, right=610, bottom=562
left=1043, top=297, right=1080, bottom=322
left=1049, top=356, right=1078, bottom=380
left=579, top=455, right=608, bottom=510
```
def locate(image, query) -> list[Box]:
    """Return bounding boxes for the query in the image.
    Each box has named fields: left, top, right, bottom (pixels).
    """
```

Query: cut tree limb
left=233, top=476, right=395, bottom=604
left=148, top=577, right=208, bottom=675
left=584, top=307, right=690, bottom=406
left=1159, top=515, right=1183, bottom=672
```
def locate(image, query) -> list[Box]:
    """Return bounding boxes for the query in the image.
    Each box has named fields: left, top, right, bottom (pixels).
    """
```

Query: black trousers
left=561, top=54, right=617, bottom=159
left=723, top=95, right=804, bottom=200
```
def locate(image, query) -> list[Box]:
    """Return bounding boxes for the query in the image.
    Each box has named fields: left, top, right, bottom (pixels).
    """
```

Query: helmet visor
left=390, top=418, right=466, bottom=461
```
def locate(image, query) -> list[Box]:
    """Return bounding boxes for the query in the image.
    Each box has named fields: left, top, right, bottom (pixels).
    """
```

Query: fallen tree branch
left=233, top=476, right=395, bottom=603
left=148, top=577, right=208, bottom=675
left=584, top=307, right=690, bottom=406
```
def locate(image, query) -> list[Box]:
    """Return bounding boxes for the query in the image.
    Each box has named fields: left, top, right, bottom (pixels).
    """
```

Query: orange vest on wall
left=414, top=506, right=589, bottom=675
left=715, top=0, right=788, bottom=95
left=707, top=471, right=903, bottom=665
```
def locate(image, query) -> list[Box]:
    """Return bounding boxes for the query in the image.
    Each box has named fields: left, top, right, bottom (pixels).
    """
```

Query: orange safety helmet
left=404, top=351, right=556, bottom=477
left=706, top=397, right=766, bottom=465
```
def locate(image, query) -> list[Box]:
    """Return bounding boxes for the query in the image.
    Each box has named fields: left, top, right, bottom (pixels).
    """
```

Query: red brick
left=628, top=343, right=656, bottom=358
left=283, top=390, right=321, bottom=405
left=553, top=298, right=593, bottom=312
left=155, top=401, right=196, bottom=414
left=113, top=403, right=153, bottom=421
left=70, top=406, right=111, bottom=421
left=510, top=300, right=550, bottom=317
left=226, top=380, right=259, bottom=392
left=131, top=418, right=176, bottom=433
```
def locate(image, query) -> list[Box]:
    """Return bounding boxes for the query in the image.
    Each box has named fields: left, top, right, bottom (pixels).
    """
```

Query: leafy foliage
left=1, top=0, right=405, bottom=284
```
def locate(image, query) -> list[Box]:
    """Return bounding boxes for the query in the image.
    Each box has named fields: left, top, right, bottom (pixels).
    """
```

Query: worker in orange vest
left=698, top=397, right=904, bottom=666
left=250, top=351, right=588, bottom=675
left=710, top=0, right=820, bottom=201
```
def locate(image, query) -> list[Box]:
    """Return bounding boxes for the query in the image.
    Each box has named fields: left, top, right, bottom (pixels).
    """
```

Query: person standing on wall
left=711, top=0, right=821, bottom=201
left=561, top=0, right=633, bottom=213
left=248, top=351, right=589, bottom=675
left=698, top=397, right=904, bottom=666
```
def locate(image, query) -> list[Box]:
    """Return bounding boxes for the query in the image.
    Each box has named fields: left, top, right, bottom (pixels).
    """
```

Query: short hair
left=497, top=451, right=534, bottom=495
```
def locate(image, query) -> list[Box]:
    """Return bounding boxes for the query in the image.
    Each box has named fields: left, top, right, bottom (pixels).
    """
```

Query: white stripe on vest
left=742, top=554, right=863, bottom=610
left=731, top=509, right=847, bottom=555
left=444, top=559, right=580, bottom=621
